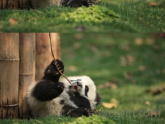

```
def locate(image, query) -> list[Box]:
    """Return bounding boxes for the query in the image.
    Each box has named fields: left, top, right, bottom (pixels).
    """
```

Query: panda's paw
left=87, top=0, right=93, bottom=6
left=51, top=59, right=64, bottom=74
left=68, top=107, right=93, bottom=117
left=84, top=108, right=93, bottom=117
left=55, top=59, right=64, bottom=73
left=67, top=0, right=82, bottom=8
left=33, top=81, right=64, bottom=101
left=55, top=82, right=65, bottom=90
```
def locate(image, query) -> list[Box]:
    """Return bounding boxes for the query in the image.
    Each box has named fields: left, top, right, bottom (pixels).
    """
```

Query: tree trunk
left=33, top=36, right=36, bottom=82
left=0, top=0, right=30, bottom=9
left=51, top=33, right=61, bottom=60
left=18, top=0, right=30, bottom=9
left=18, top=33, right=35, bottom=118
left=0, top=33, right=19, bottom=119
left=35, top=33, right=60, bottom=80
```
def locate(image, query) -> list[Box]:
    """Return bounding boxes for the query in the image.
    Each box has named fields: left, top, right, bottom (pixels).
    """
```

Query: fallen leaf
left=145, top=101, right=150, bottom=105
left=120, top=43, right=130, bottom=51
left=139, top=17, right=143, bottom=21
left=110, top=98, right=119, bottom=104
left=90, top=45, right=98, bottom=53
left=152, top=89, right=162, bottom=95
left=73, top=42, right=81, bottom=49
left=74, top=34, right=83, bottom=40
left=98, top=85, right=105, bottom=89
left=162, top=68, right=165, bottom=74
left=30, top=17, right=37, bottom=20
left=146, top=38, right=154, bottom=45
left=9, top=18, right=18, bottom=25
left=68, top=65, right=77, bottom=72
left=124, top=72, right=133, bottom=80
left=148, top=1, right=161, bottom=7
left=139, top=65, right=146, bottom=71
left=103, top=51, right=111, bottom=57
left=120, top=55, right=135, bottom=66
left=127, top=55, right=135, bottom=65
left=146, top=88, right=163, bottom=95
left=134, top=38, right=143, bottom=46
left=102, top=102, right=117, bottom=109
left=105, top=82, right=117, bottom=89
left=98, top=82, right=118, bottom=89
left=148, top=111, right=161, bottom=117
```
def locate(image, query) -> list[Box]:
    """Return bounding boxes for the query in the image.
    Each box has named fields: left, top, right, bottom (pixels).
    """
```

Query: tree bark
left=18, top=0, right=30, bottom=9
left=0, top=0, right=30, bottom=9
left=0, top=33, right=19, bottom=119
left=35, top=33, right=60, bottom=80
left=33, top=36, right=36, bottom=82
left=18, top=33, right=35, bottom=118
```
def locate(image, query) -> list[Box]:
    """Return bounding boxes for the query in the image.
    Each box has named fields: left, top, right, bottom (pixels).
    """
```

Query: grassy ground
left=1, top=33, right=165, bottom=123
left=0, top=0, right=165, bottom=32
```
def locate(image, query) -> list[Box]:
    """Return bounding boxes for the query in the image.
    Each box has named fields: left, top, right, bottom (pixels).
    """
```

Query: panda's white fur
left=61, top=76, right=97, bottom=110
left=26, top=76, right=97, bottom=118
left=31, top=0, right=62, bottom=8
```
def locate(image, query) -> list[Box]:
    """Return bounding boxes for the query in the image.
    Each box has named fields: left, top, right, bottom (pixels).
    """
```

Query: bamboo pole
left=51, top=33, right=61, bottom=60
left=18, top=0, right=30, bottom=9
left=35, top=33, right=60, bottom=80
left=0, top=33, right=19, bottom=119
left=33, top=36, right=36, bottom=82
left=0, top=0, right=18, bottom=9
left=19, top=33, right=35, bottom=118
left=0, top=0, right=31, bottom=9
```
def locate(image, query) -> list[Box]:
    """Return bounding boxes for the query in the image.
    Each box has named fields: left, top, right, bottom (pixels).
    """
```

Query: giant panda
left=31, top=0, right=94, bottom=8
left=26, top=59, right=101, bottom=118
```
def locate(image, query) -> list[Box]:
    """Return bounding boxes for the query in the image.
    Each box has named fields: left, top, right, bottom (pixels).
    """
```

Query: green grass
left=1, top=33, right=165, bottom=123
left=0, top=0, right=165, bottom=32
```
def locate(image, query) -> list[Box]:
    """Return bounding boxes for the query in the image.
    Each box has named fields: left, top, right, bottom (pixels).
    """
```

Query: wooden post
left=19, top=33, right=35, bottom=118
left=35, top=33, right=60, bottom=80
left=33, top=36, right=36, bottom=82
left=18, top=0, right=30, bottom=9
left=0, top=0, right=18, bottom=9
left=0, top=0, right=30, bottom=9
left=51, top=33, right=61, bottom=60
left=0, top=33, right=19, bottom=119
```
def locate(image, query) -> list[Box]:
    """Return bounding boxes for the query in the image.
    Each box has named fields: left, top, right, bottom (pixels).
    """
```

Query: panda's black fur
left=31, top=0, right=94, bottom=8
left=27, top=59, right=101, bottom=118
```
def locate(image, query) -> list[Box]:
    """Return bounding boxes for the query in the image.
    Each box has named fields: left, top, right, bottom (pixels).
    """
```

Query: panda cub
left=31, top=0, right=93, bottom=8
left=26, top=59, right=101, bottom=118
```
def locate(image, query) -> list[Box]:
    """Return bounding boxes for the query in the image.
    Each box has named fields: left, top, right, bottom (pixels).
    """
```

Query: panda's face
left=71, top=80, right=96, bottom=100
left=62, top=76, right=100, bottom=110
left=68, top=78, right=97, bottom=106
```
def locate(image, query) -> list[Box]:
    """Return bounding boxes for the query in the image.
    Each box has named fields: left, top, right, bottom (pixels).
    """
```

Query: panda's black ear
left=95, top=92, right=101, bottom=106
